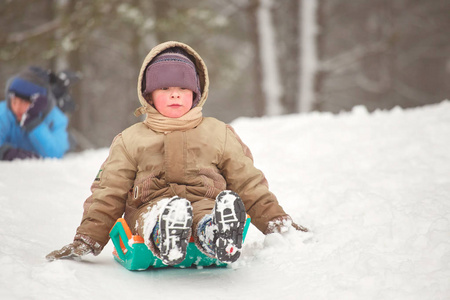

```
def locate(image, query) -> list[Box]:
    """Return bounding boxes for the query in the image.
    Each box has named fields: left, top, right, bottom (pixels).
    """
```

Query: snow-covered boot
left=153, top=196, right=193, bottom=266
left=198, top=190, right=247, bottom=263
left=214, top=190, right=247, bottom=263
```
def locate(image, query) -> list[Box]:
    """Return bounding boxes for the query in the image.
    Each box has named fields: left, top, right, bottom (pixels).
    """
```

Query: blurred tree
left=273, top=0, right=301, bottom=114
left=2, top=0, right=448, bottom=150
left=0, top=1, right=55, bottom=75
left=257, top=0, right=282, bottom=116
left=1, top=0, right=257, bottom=148
left=299, top=0, right=319, bottom=113
left=315, top=0, right=450, bottom=112
left=246, top=0, right=266, bottom=117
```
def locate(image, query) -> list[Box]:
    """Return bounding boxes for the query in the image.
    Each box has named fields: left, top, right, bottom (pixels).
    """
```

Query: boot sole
left=214, top=190, right=247, bottom=263
left=159, top=197, right=193, bottom=265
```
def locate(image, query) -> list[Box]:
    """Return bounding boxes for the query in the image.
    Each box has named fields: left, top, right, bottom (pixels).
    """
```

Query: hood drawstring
left=134, top=106, right=146, bottom=117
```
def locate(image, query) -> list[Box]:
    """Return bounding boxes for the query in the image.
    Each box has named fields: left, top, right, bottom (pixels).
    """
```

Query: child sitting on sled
left=46, top=41, right=308, bottom=266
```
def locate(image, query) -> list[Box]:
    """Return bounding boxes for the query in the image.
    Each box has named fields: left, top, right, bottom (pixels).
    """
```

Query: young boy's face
left=10, top=96, right=31, bottom=122
left=151, top=87, right=194, bottom=118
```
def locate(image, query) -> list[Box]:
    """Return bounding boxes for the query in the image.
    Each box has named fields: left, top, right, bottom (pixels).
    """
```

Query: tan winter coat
left=74, top=41, right=288, bottom=254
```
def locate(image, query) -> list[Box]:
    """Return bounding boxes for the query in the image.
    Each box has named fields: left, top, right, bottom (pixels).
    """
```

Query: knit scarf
left=137, top=106, right=203, bottom=133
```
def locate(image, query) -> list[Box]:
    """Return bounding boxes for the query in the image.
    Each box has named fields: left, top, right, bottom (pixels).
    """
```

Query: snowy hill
left=1, top=101, right=449, bottom=300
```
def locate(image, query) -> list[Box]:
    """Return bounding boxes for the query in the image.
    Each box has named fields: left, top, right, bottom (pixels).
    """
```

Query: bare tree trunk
left=313, top=0, right=326, bottom=112
left=299, top=0, right=318, bottom=113
left=273, top=0, right=300, bottom=114
left=62, top=0, right=87, bottom=137
left=257, top=0, right=282, bottom=116
left=247, top=0, right=266, bottom=117
left=152, top=0, right=170, bottom=42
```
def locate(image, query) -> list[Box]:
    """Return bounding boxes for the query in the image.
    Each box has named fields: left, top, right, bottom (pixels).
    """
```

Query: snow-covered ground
left=1, top=101, right=449, bottom=300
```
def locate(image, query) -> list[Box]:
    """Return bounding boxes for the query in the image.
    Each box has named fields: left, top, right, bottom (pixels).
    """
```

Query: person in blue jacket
left=0, top=66, right=70, bottom=160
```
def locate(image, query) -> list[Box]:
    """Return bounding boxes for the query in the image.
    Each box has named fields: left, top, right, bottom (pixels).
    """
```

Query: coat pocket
left=198, top=168, right=227, bottom=198
left=198, top=168, right=226, bottom=190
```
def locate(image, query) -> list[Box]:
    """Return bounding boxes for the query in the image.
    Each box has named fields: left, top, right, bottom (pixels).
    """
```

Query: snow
left=1, top=101, right=450, bottom=299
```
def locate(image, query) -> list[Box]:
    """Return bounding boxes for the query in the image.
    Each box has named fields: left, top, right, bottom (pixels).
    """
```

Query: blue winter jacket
left=0, top=100, right=69, bottom=159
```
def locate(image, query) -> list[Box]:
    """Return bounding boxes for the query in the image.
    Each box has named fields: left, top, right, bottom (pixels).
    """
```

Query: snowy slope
left=1, top=101, right=449, bottom=300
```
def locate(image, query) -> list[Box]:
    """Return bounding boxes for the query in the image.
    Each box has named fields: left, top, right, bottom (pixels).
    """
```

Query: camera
left=29, top=66, right=81, bottom=114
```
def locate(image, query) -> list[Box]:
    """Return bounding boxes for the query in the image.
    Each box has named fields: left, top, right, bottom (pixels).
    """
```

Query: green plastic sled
left=109, top=216, right=251, bottom=271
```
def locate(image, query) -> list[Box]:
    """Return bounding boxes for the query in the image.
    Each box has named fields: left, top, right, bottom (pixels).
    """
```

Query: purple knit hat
left=144, top=52, right=201, bottom=107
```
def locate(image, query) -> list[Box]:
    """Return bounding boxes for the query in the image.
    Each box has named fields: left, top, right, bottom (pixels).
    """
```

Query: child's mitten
left=46, top=240, right=93, bottom=261
left=265, top=215, right=308, bottom=234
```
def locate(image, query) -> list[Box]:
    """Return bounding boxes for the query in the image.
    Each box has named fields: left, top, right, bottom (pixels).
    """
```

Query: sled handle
left=110, top=218, right=134, bottom=261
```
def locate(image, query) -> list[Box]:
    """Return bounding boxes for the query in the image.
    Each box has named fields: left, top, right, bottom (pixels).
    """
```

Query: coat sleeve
left=75, top=133, right=137, bottom=253
left=218, top=125, right=288, bottom=234
left=0, top=102, right=12, bottom=149
left=28, top=107, right=69, bottom=158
